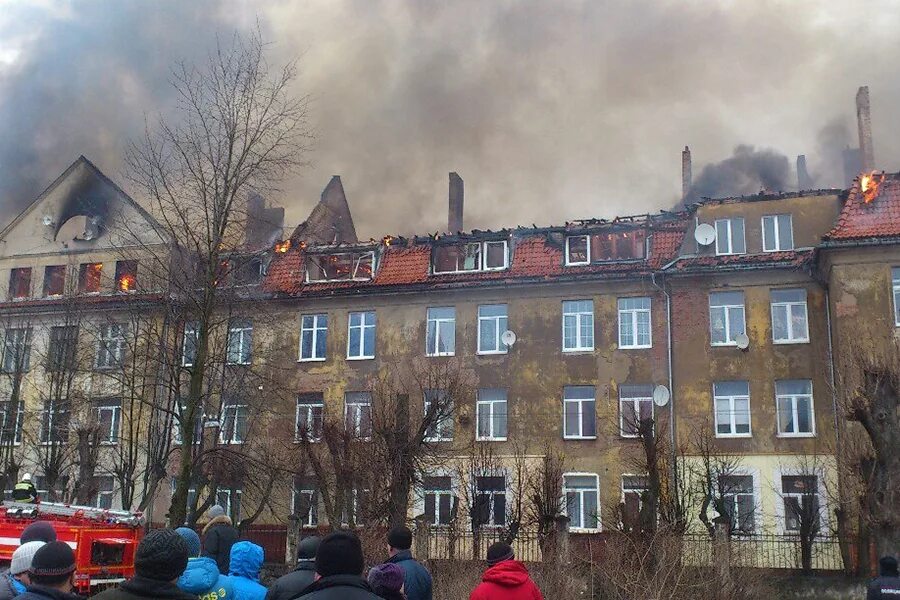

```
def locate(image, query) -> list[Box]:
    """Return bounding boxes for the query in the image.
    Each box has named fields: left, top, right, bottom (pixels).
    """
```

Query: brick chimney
left=448, top=172, right=464, bottom=233
left=856, top=86, right=874, bottom=172
left=681, top=146, right=692, bottom=201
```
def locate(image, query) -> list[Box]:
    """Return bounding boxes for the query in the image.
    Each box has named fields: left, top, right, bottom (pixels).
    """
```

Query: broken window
left=115, top=261, right=138, bottom=292
left=78, top=262, right=103, bottom=294
left=305, top=252, right=375, bottom=282
left=8, top=268, right=31, bottom=300
left=565, top=230, right=646, bottom=265
left=232, top=257, right=263, bottom=286
left=432, top=241, right=508, bottom=274
left=43, top=265, right=66, bottom=297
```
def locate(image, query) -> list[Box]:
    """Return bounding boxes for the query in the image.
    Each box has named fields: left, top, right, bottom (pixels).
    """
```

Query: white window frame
left=424, top=389, right=453, bottom=442
left=182, top=322, right=198, bottom=367
left=295, top=394, right=324, bottom=442
left=219, top=399, right=248, bottom=444
left=762, top=214, right=794, bottom=252
left=305, top=251, right=376, bottom=283
left=565, top=235, right=590, bottom=266
left=483, top=241, right=509, bottom=271
left=718, top=468, right=761, bottom=534
left=771, top=289, right=809, bottom=344
left=709, top=291, right=746, bottom=346
left=421, top=473, right=456, bottom=527
left=715, top=218, right=746, bottom=256
left=2, top=328, right=32, bottom=373
left=475, top=389, right=507, bottom=441
left=618, top=297, right=652, bottom=349
left=477, top=304, right=509, bottom=355
left=89, top=476, right=115, bottom=510
left=619, top=384, right=654, bottom=438
left=293, top=477, right=318, bottom=528
left=621, top=474, right=649, bottom=525
left=713, top=381, right=752, bottom=438
left=93, top=398, right=122, bottom=445
left=891, top=267, right=900, bottom=326
left=39, top=401, right=69, bottom=444
left=299, top=314, right=328, bottom=362
left=344, top=392, right=372, bottom=440
left=347, top=311, right=376, bottom=360
left=426, top=307, right=456, bottom=357
left=0, top=400, right=24, bottom=446
left=96, top=323, right=127, bottom=369
left=775, top=380, right=816, bottom=437
left=562, top=300, right=594, bottom=353
left=563, top=472, right=601, bottom=532
left=562, top=386, right=596, bottom=440
left=432, top=241, right=509, bottom=274
left=473, top=472, right=507, bottom=528
left=774, top=467, right=828, bottom=535
left=226, top=320, right=252, bottom=365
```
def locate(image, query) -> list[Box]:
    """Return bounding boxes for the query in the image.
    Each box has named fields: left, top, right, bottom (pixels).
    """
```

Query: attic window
left=78, top=262, right=103, bottom=294
left=233, top=257, right=263, bottom=286
left=432, top=241, right=508, bottom=274
left=565, top=231, right=646, bottom=265
left=115, top=261, right=138, bottom=293
left=305, top=251, right=375, bottom=283
left=43, top=265, right=66, bottom=297
left=8, top=268, right=31, bottom=300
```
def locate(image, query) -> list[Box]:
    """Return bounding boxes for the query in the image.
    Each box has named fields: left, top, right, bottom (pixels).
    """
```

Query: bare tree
left=526, top=446, right=566, bottom=556
left=774, top=455, right=827, bottom=574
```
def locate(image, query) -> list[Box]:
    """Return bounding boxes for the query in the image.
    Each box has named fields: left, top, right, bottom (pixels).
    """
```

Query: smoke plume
left=689, top=146, right=792, bottom=200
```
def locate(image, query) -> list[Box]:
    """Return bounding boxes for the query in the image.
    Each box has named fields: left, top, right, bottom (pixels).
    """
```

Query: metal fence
left=680, top=533, right=846, bottom=571
left=423, top=529, right=543, bottom=563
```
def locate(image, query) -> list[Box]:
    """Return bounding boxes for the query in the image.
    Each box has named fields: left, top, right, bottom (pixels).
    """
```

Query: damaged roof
left=824, top=172, right=900, bottom=244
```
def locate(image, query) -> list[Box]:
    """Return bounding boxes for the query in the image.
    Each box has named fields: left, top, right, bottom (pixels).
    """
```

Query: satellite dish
left=694, top=223, right=717, bottom=246
left=501, top=330, right=518, bottom=348
left=652, top=385, right=670, bottom=407
left=734, top=333, right=750, bottom=350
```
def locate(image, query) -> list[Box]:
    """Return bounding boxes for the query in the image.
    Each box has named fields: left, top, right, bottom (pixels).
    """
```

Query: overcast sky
left=1, top=0, right=899, bottom=238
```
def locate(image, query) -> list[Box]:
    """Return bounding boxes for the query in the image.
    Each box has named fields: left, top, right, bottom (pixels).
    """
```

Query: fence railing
left=423, top=529, right=543, bottom=563
left=680, top=533, right=846, bottom=571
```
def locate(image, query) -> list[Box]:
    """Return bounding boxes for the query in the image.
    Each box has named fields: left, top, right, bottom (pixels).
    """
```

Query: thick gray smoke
left=689, top=146, right=792, bottom=200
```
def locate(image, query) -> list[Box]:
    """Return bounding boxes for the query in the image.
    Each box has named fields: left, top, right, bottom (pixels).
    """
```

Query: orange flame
left=860, top=171, right=882, bottom=204
left=118, top=274, right=136, bottom=292
left=383, top=235, right=394, bottom=247
left=275, top=240, right=291, bottom=253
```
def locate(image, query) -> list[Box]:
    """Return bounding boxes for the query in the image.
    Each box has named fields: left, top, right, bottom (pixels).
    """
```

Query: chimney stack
left=448, top=172, right=464, bottom=233
left=796, top=155, right=813, bottom=190
left=856, top=86, right=875, bottom=172
left=681, top=146, right=692, bottom=200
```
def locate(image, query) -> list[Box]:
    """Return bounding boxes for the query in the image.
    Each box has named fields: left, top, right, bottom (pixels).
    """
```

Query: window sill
left=618, top=344, right=652, bottom=350
left=715, top=252, right=747, bottom=257
left=762, top=248, right=794, bottom=253
left=425, top=353, right=456, bottom=358
left=294, top=438, right=322, bottom=444
left=476, top=437, right=507, bottom=442
left=563, top=435, right=597, bottom=441
left=477, top=351, right=508, bottom=356
left=619, top=433, right=641, bottom=439
left=569, top=527, right=601, bottom=534
left=710, top=342, right=739, bottom=348
left=346, top=356, right=375, bottom=361
left=564, top=260, right=590, bottom=267
left=777, top=432, right=816, bottom=438
left=225, top=362, right=252, bottom=367
left=562, top=349, right=595, bottom=355
left=773, top=339, right=810, bottom=345
left=298, top=357, right=327, bottom=363
left=425, top=438, right=454, bottom=443
left=715, top=433, right=752, bottom=439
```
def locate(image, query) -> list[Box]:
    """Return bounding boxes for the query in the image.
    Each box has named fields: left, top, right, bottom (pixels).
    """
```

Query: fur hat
left=135, top=529, right=190, bottom=582
left=11, top=541, right=45, bottom=575
left=207, top=505, right=226, bottom=519
left=29, top=541, right=76, bottom=578
left=316, top=531, right=364, bottom=577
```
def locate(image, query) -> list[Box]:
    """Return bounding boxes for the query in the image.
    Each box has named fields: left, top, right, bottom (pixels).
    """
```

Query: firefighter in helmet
left=12, top=473, right=38, bottom=503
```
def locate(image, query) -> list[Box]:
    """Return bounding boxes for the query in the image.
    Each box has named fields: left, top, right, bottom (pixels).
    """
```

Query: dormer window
left=306, top=251, right=375, bottom=283
left=432, top=240, right=508, bottom=274
left=565, top=230, right=646, bottom=265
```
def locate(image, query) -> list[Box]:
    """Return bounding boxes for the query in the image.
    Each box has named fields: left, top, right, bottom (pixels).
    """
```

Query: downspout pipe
left=651, top=271, right=677, bottom=490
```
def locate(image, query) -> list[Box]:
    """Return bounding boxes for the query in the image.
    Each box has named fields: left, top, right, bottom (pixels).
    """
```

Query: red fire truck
left=0, top=501, right=144, bottom=593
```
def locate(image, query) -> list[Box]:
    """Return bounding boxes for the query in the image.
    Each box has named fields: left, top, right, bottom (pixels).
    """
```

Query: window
left=306, top=251, right=375, bottom=282
left=719, top=474, right=755, bottom=534
left=618, top=297, right=652, bottom=349
left=293, top=476, right=318, bottom=527
left=565, top=235, right=589, bottom=265
left=220, top=398, right=248, bottom=444
left=426, top=307, right=455, bottom=356
left=296, top=393, right=324, bottom=442
left=771, top=289, right=809, bottom=343
left=226, top=319, right=252, bottom=365
left=476, top=389, right=507, bottom=441
left=185, top=487, right=241, bottom=521
left=93, top=398, right=121, bottom=444
left=893, top=268, right=900, bottom=326
left=621, top=475, right=649, bottom=528
left=340, top=486, right=369, bottom=526
left=565, top=231, right=646, bottom=264
left=781, top=475, right=820, bottom=533
left=474, top=475, right=506, bottom=527
left=96, top=323, right=127, bottom=369
left=2, top=328, right=32, bottom=373
left=776, top=380, right=815, bottom=436
left=8, top=268, right=31, bottom=300
left=709, top=291, right=746, bottom=346
left=233, top=256, right=264, bottom=286
left=564, top=474, right=600, bottom=531
left=173, top=401, right=205, bottom=446
left=182, top=322, right=198, bottom=367
left=715, top=218, right=746, bottom=255
left=347, top=311, right=376, bottom=359
left=424, top=475, right=455, bottom=526
left=477, top=304, right=508, bottom=354
left=48, top=326, right=78, bottom=372
left=762, top=214, right=794, bottom=252
left=344, top=392, right=372, bottom=439
left=40, top=401, right=70, bottom=444
left=78, top=262, right=103, bottom=294
left=562, top=300, right=594, bottom=352
left=115, top=261, right=138, bottom=292
left=563, top=386, right=596, bottom=439
left=0, top=400, right=24, bottom=445
left=34, top=476, right=69, bottom=503
left=714, top=381, right=751, bottom=437
left=432, top=241, right=508, bottom=274
left=619, top=384, right=654, bottom=437
left=424, top=389, right=453, bottom=442
left=43, top=265, right=66, bottom=297
left=89, top=476, right=115, bottom=510
left=299, top=314, right=328, bottom=361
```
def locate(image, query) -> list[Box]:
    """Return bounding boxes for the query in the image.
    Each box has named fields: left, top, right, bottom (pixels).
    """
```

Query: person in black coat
left=868, top=555, right=900, bottom=600
left=14, top=541, right=84, bottom=600
left=202, top=505, right=240, bottom=575
left=290, top=531, right=381, bottom=600
left=265, top=536, right=320, bottom=600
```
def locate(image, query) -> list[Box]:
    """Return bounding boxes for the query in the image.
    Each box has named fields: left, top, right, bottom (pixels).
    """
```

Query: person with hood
left=367, top=563, right=406, bottom=600
left=93, top=529, right=195, bottom=600
left=202, top=506, right=240, bottom=575
left=175, top=526, right=234, bottom=600
left=264, top=536, right=320, bottom=600
left=868, top=555, right=900, bottom=599
left=225, top=541, right=266, bottom=600
left=294, top=531, right=381, bottom=599
left=0, top=541, right=44, bottom=599
left=12, top=474, right=37, bottom=504
left=14, top=541, right=83, bottom=600
left=384, top=527, right=431, bottom=600
left=469, top=542, right=543, bottom=600
left=0, top=521, right=57, bottom=594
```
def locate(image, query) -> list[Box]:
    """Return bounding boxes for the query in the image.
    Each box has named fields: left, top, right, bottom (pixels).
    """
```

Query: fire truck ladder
left=2, top=501, right=144, bottom=527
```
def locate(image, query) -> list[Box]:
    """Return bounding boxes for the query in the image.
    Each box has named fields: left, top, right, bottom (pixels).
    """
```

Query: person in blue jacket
left=226, top=541, right=267, bottom=600
left=176, top=526, right=234, bottom=600
left=384, top=526, right=432, bottom=600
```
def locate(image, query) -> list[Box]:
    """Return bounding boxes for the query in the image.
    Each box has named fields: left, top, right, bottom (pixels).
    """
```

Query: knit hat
left=387, top=525, right=412, bottom=551
left=316, top=531, right=364, bottom=577
left=135, top=529, right=190, bottom=582
left=207, top=505, right=226, bottom=519
left=880, top=555, right=899, bottom=577
left=11, top=541, right=45, bottom=575
left=175, top=527, right=202, bottom=558
left=368, top=563, right=405, bottom=592
left=29, top=541, right=76, bottom=578
left=486, top=542, right=514, bottom=566
left=20, top=521, right=57, bottom=544
left=297, top=536, right=321, bottom=561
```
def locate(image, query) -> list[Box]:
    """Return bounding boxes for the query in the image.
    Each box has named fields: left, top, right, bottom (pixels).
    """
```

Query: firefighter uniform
left=12, top=479, right=37, bottom=503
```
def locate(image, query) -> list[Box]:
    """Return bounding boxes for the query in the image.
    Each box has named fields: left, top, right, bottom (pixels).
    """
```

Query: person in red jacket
left=469, top=542, right=543, bottom=600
